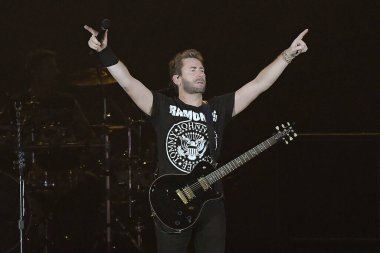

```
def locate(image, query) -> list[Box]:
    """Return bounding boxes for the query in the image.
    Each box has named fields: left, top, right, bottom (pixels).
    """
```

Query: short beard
left=182, top=79, right=206, bottom=94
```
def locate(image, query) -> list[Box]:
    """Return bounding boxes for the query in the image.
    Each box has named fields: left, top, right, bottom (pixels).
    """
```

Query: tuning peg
left=294, top=133, right=298, bottom=137
left=275, top=126, right=279, bottom=131
left=281, top=124, right=285, bottom=128
left=289, top=136, right=293, bottom=141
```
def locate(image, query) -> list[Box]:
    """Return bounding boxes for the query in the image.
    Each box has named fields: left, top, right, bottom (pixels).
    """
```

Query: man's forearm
left=106, top=60, right=153, bottom=116
left=107, top=60, right=136, bottom=92
left=233, top=51, right=295, bottom=116
left=252, top=53, right=289, bottom=93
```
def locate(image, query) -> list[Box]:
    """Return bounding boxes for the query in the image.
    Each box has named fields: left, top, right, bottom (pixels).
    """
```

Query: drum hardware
left=86, top=63, right=154, bottom=253
left=1, top=64, right=154, bottom=251
left=113, top=217, right=147, bottom=253
left=14, top=101, right=27, bottom=253
left=4, top=92, right=107, bottom=251
left=24, top=141, right=106, bottom=150
left=13, top=100, right=65, bottom=253
left=70, top=67, right=118, bottom=87
left=91, top=123, right=128, bottom=131
left=126, top=116, right=146, bottom=218
left=81, top=64, right=152, bottom=252
left=0, top=170, right=32, bottom=253
left=85, top=65, right=117, bottom=253
left=109, top=125, right=152, bottom=253
left=27, top=122, right=57, bottom=191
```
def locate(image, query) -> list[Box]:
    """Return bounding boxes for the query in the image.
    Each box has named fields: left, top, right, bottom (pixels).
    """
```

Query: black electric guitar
left=149, top=122, right=296, bottom=232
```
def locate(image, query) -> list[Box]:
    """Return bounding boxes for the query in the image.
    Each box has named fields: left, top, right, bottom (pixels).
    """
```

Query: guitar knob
left=186, top=216, right=192, bottom=223
left=177, top=211, right=183, bottom=216
left=175, top=220, right=181, bottom=226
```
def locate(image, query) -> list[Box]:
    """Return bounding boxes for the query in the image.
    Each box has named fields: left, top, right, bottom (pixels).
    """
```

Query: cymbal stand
left=104, top=100, right=112, bottom=253
left=128, top=126, right=132, bottom=218
left=15, top=102, right=26, bottom=253
left=97, top=66, right=112, bottom=253
left=127, top=118, right=145, bottom=251
left=108, top=89, right=146, bottom=251
left=136, top=118, right=144, bottom=249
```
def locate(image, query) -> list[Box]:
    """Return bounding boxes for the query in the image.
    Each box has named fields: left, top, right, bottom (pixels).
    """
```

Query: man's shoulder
left=152, top=90, right=174, bottom=100
left=208, top=92, right=235, bottom=105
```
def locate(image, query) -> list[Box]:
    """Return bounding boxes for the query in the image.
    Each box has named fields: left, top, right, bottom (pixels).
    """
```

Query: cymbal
left=130, top=119, right=147, bottom=125
left=90, top=119, right=147, bottom=130
left=24, top=98, right=40, bottom=106
left=70, top=67, right=117, bottom=86
left=24, top=142, right=105, bottom=150
left=90, top=124, right=127, bottom=130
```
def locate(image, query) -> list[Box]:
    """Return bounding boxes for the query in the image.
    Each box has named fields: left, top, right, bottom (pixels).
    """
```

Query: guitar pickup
left=176, top=189, right=189, bottom=204
left=198, top=177, right=211, bottom=191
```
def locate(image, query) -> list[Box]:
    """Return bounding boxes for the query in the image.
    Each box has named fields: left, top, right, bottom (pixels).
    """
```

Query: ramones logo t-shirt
left=150, top=91, right=234, bottom=176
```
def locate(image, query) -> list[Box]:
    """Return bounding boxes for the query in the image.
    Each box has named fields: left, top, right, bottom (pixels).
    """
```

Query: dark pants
left=155, top=199, right=226, bottom=253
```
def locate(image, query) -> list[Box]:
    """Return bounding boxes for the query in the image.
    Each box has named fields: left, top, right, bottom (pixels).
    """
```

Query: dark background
left=0, top=0, right=379, bottom=252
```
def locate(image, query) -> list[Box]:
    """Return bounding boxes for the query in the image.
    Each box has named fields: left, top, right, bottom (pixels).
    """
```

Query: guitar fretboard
left=205, top=131, right=283, bottom=185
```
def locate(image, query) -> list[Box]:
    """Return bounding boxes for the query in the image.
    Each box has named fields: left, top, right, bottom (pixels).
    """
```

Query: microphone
left=89, top=18, right=111, bottom=55
left=96, top=18, right=111, bottom=42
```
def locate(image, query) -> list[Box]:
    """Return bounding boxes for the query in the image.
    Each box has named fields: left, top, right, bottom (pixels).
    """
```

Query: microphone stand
left=15, top=102, right=26, bottom=253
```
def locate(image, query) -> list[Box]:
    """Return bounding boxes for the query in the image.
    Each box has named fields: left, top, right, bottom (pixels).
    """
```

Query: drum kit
left=0, top=67, right=156, bottom=253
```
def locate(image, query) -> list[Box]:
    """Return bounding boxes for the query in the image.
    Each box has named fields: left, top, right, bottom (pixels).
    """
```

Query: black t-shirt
left=150, top=91, right=235, bottom=177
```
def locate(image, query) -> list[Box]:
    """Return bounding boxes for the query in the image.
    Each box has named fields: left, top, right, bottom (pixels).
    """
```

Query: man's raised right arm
left=84, top=25, right=153, bottom=116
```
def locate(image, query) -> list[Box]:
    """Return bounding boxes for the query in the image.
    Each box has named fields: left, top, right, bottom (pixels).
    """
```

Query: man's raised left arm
left=233, top=29, right=309, bottom=116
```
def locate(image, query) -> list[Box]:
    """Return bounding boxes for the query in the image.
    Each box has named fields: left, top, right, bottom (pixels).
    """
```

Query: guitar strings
left=185, top=133, right=283, bottom=194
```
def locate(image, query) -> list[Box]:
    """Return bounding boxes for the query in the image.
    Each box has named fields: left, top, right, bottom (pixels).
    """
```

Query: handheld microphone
left=89, top=18, right=111, bottom=55
left=96, top=18, right=111, bottom=42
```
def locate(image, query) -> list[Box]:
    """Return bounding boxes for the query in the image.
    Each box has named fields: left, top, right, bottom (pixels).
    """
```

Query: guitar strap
left=202, top=101, right=218, bottom=165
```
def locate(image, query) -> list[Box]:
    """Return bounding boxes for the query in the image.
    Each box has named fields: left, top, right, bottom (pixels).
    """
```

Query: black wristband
left=98, top=47, right=119, bottom=67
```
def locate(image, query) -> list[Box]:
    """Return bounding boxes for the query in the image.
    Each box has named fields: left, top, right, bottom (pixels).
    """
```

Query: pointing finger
left=295, top=29, right=309, bottom=41
left=84, top=25, right=99, bottom=36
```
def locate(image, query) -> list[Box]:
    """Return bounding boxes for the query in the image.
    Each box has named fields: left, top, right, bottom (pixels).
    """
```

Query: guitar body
left=149, top=161, right=222, bottom=232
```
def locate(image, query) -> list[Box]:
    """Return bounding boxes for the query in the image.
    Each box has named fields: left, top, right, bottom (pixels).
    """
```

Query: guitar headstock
left=275, top=122, right=297, bottom=144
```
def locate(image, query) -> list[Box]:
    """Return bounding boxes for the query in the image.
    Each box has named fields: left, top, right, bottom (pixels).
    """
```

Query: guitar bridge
left=182, top=186, right=195, bottom=201
left=198, top=177, right=211, bottom=191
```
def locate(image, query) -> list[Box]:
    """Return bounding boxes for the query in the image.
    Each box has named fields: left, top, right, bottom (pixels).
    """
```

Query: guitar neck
left=205, top=132, right=282, bottom=185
